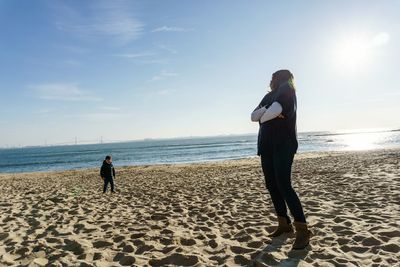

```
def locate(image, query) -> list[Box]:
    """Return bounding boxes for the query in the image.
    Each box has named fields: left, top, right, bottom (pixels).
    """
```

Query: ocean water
left=1, top=129, right=399, bottom=173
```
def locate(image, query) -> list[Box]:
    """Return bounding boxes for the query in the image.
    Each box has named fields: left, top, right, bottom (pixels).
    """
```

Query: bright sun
left=334, top=37, right=369, bottom=69
left=331, top=32, right=389, bottom=72
left=333, top=37, right=371, bottom=70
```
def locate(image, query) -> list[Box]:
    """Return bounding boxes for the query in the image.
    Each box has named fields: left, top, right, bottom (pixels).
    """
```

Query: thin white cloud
left=157, top=44, right=178, bottom=54
left=114, top=52, right=155, bottom=58
left=139, top=58, right=169, bottom=64
left=31, top=83, right=102, bottom=102
left=69, top=112, right=135, bottom=122
left=55, top=0, right=143, bottom=44
left=151, top=70, right=180, bottom=81
left=113, top=52, right=168, bottom=64
left=152, top=26, right=193, bottom=32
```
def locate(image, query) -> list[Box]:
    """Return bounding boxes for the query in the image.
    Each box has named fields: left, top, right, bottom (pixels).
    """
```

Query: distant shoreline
left=1, top=128, right=399, bottom=149
left=1, top=131, right=399, bottom=173
left=1, top=147, right=399, bottom=175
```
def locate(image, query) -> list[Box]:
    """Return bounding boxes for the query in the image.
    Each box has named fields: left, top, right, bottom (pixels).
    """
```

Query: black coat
left=255, top=82, right=298, bottom=156
left=100, top=160, right=115, bottom=179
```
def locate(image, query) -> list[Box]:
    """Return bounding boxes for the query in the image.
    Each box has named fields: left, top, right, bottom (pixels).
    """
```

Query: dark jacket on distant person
left=100, top=160, right=115, bottom=179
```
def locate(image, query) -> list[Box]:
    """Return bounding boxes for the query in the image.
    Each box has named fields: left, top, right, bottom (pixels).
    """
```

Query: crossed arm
left=251, top=101, right=283, bottom=123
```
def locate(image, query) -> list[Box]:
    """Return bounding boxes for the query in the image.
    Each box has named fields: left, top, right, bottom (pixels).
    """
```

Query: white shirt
left=251, top=102, right=283, bottom=123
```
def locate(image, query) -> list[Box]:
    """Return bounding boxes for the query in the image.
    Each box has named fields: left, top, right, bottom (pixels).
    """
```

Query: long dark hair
left=270, top=69, right=295, bottom=91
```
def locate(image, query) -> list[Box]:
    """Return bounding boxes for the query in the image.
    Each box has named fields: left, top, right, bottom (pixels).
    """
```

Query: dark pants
left=103, top=177, right=115, bottom=193
left=261, top=144, right=306, bottom=223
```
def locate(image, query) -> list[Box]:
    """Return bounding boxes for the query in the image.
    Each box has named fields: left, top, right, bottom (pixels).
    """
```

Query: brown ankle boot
left=269, top=216, right=293, bottom=237
left=292, top=221, right=311, bottom=250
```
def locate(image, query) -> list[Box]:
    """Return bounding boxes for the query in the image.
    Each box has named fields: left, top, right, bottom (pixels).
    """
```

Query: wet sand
left=0, top=149, right=399, bottom=266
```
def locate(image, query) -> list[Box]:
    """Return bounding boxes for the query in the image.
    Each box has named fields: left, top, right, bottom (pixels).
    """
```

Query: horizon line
left=1, top=127, right=399, bottom=149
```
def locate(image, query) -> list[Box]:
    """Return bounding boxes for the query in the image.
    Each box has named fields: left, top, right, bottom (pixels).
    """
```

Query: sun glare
left=341, top=132, right=382, bottom=150
left=331, top=32, right=390, bottom=72
left=334, top=37, right=369, bottom=70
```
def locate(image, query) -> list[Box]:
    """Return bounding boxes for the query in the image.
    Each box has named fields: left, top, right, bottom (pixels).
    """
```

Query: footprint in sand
left=180, top=238, right=196, bottom=246
left=63, top=239, right=84, bottom=255
left=113, top=252, right=136, bottom=266
left=149, top=253, right=199, bottom=266
left=135, top=244, right=154, bottom=255
left=92, top=240, right=113, bottom=248
left=122, top=244, right=135, bottom=253
left=234, top=255, right=251, bottom=265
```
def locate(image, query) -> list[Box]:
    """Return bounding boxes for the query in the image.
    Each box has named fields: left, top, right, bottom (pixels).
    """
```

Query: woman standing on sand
left=251, top=69, right=310, bottom=250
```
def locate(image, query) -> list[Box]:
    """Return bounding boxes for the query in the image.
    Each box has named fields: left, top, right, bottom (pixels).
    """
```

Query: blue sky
left=0, top=0, right=399, bottom=147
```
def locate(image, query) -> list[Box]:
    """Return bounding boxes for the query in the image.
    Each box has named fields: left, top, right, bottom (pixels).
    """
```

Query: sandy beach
left=0, top=149, right=399, bottom=266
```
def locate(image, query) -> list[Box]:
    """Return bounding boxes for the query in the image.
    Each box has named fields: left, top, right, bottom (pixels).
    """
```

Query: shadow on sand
left=251, top=234, right=310, bottom=267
